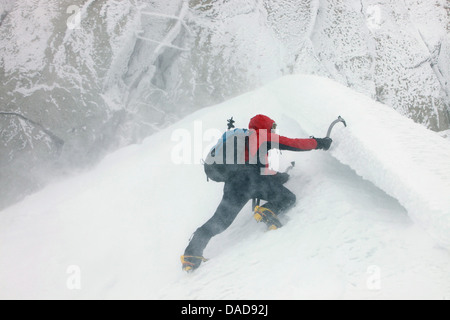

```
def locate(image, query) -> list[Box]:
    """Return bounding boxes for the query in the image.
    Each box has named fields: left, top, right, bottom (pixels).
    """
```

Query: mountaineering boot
left=180, top=255, right=207, bottom=272
left=253, top=206, right=282, bottom=230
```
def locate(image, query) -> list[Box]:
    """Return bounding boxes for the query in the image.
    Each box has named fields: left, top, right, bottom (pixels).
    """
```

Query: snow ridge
left=0, top=75, right=449, bottom=299
left=271, top=75, right=450, bottom=248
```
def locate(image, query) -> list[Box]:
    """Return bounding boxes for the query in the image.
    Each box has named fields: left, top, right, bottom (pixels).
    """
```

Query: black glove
left=314, top=137, right=333, bottom=151
left=274, top=172, right=290, bottom=185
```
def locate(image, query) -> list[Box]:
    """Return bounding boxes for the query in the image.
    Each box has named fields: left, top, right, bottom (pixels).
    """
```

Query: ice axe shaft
left=285, top=161, right=296, bottom=174
left=326, top=116, right=347, bottom=138
left=252, top=161, right=295, bottom=212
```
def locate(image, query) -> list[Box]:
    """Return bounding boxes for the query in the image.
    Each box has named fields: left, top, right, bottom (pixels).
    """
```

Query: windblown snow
left=0, top=75, right=449, bottom=299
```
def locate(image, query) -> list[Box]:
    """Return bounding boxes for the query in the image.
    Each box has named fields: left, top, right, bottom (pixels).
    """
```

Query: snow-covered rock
left=0, top=0, right=449, bottom=211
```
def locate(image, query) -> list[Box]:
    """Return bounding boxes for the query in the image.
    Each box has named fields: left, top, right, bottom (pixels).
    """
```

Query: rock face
left=0, top=0, right=449, bottom=209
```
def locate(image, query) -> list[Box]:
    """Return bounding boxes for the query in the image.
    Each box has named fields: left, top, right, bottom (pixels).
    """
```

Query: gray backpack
left=204, top=128, right=250, bottom=182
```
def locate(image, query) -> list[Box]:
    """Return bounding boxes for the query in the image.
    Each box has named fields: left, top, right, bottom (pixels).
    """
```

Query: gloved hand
left=274, top=172, right=290, bottom=185
left=314, top=137, right=333, bottom=151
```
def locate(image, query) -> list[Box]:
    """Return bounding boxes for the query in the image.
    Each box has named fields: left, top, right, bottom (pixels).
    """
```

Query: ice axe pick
left=326, top=116, right=347, bottom=138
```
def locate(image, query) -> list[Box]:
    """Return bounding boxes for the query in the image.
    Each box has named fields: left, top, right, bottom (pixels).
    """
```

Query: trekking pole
left=227, top=117, right=235, bottom=130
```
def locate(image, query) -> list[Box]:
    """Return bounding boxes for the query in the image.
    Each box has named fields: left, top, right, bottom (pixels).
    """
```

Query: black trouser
left=184, top=172, right=296, bottom=257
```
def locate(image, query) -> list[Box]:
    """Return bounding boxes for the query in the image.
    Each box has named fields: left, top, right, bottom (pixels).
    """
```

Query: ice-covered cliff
left=0, top=0, right=449, bottom=209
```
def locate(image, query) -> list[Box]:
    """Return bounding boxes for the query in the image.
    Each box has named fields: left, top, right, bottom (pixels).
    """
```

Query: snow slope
left=1, top=75, right=449, bottom=299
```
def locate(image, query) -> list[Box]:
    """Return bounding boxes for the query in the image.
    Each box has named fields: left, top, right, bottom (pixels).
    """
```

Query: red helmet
left=249, top=114, right=276, bottom=131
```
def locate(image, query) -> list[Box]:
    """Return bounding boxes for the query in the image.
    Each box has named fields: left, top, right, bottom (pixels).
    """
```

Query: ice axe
left=251, top=161, right=295, bottom=212
left=326, top=116, right=347, bottom=138
left=285, top=161, right=296, bottom=174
